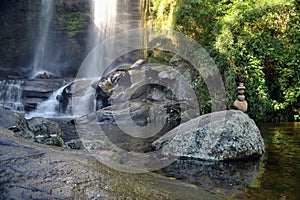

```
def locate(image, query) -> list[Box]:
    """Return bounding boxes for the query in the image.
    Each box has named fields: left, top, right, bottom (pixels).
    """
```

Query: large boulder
left=152, top=110, right=265, bottom=161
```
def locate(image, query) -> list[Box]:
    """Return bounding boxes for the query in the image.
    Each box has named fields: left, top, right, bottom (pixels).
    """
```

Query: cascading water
left=32, top=0, right=55, bottom=78
left=0, top=80, right=24, bottom=112
left=26, top=79, right=97, bottom=119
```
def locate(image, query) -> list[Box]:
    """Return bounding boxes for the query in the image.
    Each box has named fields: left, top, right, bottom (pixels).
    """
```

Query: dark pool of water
left=157, top=123, right=300, bottom=199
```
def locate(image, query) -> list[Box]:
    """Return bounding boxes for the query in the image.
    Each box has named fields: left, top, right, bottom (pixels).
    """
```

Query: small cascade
left=32, top=0, right=55, bottom=77
left=26, top=86, right=65, bottom=119
left=0, top=80, right=24, bottom=112
left=26, top=79, right=97, bottom=119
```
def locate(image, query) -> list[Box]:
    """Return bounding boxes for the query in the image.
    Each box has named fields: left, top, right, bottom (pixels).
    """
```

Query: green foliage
left=151, top=0, right=300, bottom=121
left=193, top=77, right=212, bottom=114
left=151, top=0, right=177, bottom=30
left=56, top=11, right=89, bottom=38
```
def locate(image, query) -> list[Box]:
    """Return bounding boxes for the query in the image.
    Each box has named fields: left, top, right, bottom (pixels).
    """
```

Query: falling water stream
left=70, top=0, right=143, bottom=116
left=32, top=0, right=55, bottom=78
left=26, top=86, right=65, bottom=119
left=83, top=0, right=118, bottom=78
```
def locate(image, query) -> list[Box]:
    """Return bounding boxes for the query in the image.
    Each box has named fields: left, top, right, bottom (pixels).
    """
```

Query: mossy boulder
left=28, top=117, right=64, bottom=147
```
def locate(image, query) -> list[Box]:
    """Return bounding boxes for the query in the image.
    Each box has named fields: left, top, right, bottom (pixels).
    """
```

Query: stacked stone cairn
left=233, top=83, right=248, bottom=112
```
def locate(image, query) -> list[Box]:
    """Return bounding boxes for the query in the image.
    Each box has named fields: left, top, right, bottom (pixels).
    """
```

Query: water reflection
left=157, top=123, right=300, bottom=199
left=248, top=123, right=300, bottom=200
left=156, top=157, right=263, bottom=195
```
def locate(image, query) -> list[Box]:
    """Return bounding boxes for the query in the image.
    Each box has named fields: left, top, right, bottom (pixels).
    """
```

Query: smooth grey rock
left=0, top=126, right=221, bottom=200
left=152, top=110, right=265, bottom=161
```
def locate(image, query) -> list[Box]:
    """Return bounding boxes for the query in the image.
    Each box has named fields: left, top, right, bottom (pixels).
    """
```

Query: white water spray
left=28, top=0, right=143, bottom=118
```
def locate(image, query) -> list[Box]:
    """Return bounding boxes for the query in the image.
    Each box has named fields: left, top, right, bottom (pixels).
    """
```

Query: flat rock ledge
left=152, top=110, right=265, bottom=161
left=0, top=126, right=221, bottom=200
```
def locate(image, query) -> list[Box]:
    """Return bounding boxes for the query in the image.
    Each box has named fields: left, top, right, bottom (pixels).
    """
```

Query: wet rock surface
left=0, top=126, right=221, bottom=200
left=152, top=110, right=265, bottom=161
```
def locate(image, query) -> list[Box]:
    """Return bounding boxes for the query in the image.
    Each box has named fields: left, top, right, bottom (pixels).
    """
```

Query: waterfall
left=32, top=0, right=55, bottom=78
left=73, top=0, right=119, bottom=115
left=26, top=0, right=143, bottom=118
left=0, top=80, right=24, bottom=112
